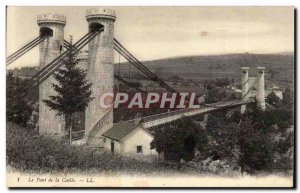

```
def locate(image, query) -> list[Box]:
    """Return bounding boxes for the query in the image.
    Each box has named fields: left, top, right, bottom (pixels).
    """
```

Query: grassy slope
left=117, top=53, right=294, bottom=88
left=11, top=53, right=294, bottom=89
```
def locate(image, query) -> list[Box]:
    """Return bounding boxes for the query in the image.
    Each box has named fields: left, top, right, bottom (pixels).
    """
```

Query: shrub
left=7, top=122, right=198, bottom=174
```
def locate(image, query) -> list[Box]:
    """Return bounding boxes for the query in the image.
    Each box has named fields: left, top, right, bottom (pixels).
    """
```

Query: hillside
left=11, top=53, right=294, bottom=89
left=118, top=53, right=294, bottom=88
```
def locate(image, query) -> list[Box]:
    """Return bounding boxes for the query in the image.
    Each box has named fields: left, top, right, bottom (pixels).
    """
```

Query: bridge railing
left=71, top=130, right=85, bottom=140
left=61, top=130, right=85, bottom=142
left=140, top=100, right=254, bottom=124
left=85, top=102, right=114, bottom=145
left=140, top=108, right=199, bottom=123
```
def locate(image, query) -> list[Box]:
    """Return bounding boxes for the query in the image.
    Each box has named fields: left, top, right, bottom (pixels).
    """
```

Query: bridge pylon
left=37, top=13, right=66, bottom=136
left=240, top=67, right=249, bottom=114
left=257, top=67, right=266, bottom=111
left=85, top=8, right=116, bottom=145
left=240, top=66, right=266, bottom=114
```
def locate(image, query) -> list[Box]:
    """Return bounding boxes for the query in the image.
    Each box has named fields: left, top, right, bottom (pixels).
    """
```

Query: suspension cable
left=6, top=36, right=48, bottom=66
left=114, top=44, right=175, bottom=93
left=30, top=31, right=94, bottom=85
left=113, top=44, right=159, bottom=83
left=114, top=74, right=147, bottom=94
left=114, top=45, right=170, bottom=94
left=7, top=36, right=45, bottom=64
left=23, top=31, right=101, bottom=102
left=113, top=39, right=178, bottom=93
left=7, top=36, right=40, bottom=60
left=118, top=52, right=120, bottom=76
left=32, top=31, right=101, bottom=88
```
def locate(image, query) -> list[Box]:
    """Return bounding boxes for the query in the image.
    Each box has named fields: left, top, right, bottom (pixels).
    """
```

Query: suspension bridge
left=6, top=9, right=265, bottom=148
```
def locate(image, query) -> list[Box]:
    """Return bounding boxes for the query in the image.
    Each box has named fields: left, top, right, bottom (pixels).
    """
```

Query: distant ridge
left=116, top=53, right=294, bottom=88
left=11, top=53, right=294, bottom=88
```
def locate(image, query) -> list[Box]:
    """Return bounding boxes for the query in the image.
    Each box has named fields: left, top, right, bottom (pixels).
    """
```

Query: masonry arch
left=89, top=23, right=104, bottom=33
left=39, top=27, right=53, bottom=37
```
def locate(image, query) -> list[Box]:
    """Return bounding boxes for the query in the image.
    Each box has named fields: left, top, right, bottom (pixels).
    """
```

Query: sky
left=6, top=6, right=294, bottom=69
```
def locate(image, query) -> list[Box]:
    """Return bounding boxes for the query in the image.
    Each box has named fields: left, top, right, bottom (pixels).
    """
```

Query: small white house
left=102, top=119, right=157, bottom=156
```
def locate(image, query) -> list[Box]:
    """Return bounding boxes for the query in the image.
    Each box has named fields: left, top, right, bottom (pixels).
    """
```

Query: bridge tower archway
left=89, top=22, right=104, bottom=33
left=39, top=27, right=53, bottom=37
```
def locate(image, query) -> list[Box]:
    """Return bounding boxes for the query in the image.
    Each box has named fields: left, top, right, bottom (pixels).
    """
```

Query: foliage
left=6, top=71, right=32, bottom=127
left=43, top=41, right=93, bottom=139
left=281, top=87, right=294, bottom=113
left=11, top=66, right=38, bottom=78
left=6, top=122, right=198, bottom=174
left=152, top=117, right=206, bottom=162
left=205, top=85, right=220, bottom=103
left=188, top=158, right=240, bottom=175
left=204, top=84, right=235, bottom=103
left=204, top=107, right=293, bottom=174
left=267, top=92, right=281, bottom=107
left=204, top=78, right=231, bottom=89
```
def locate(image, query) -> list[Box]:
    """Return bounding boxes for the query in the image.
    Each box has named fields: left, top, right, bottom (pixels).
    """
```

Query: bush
left=186, top=157, right=240, bottom=176
left=6, top=122, right=199, bottom=174
left=6, top=72, right=33, bottom=127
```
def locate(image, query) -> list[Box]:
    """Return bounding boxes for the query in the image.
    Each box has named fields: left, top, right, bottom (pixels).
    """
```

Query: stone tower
left=240, top=67, right=249, bottom=114
left=37, top=14, right=66, bottom=136
left=257, top=67, right=266, bottom=110
left=85, top=8, right=116, bottom=144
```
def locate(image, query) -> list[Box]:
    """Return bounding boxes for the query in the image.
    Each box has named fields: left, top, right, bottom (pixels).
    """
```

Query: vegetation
left=6, top=53, right=294, bottom=175
left=6, top=71, right=32, bottom=127
left=204, top=78, right=233, bottom=88
left=205, top=109, right=291, bottom=174
left=43, top=40, right=93, bottom=145
left=10, top=66, right=38, bottom=78
left=152, top=117, right=204, bottom=164
left=267, top=92, right=281, bottom=107
left=12, top=53, right=294, bottom=90
left=6, top=122, right=200, bottom=174
left=152, top=95, right=293, bottom=174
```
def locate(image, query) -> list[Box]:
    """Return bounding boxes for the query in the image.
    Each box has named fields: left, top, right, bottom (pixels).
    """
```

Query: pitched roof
left=102, top=119, right=140, bottom=141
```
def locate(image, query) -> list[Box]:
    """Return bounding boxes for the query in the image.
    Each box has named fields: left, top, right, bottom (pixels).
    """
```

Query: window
left=111, top=142, right=114, bottom=153
left=150, top=141, right=154, bottom=149
left=137, top=146, right=143, bottom=154
left=59, top=45, right=63, bottom=53
left=103, top=138, right=106, bottom=143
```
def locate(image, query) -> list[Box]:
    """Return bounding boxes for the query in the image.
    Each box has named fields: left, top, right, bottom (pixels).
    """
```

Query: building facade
left=102, top=120, right=157, bottom=156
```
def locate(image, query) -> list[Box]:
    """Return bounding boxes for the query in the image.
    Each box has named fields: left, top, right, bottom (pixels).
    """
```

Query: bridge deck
left=73, top=100, right=252, bottom=142
left=140, top=100, right=252, bottom=128
left=101, top=100, right=252, bottom=133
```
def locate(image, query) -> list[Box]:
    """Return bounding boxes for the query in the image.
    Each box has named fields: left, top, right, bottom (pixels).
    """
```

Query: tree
left=43, top=39, right=93, bottom=145
left=282, top=87, right=293, bottom=107
left=219, top=90, right=227, bottom=101
left=206, top=110, right=277, bottom=174
left=6, top=71, right=32, bottom=127
left=152, top=117, right=204, bottom=169
left=206, top=85, right=219, bottom=103
left=267, top=92, right=281, bottom=107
